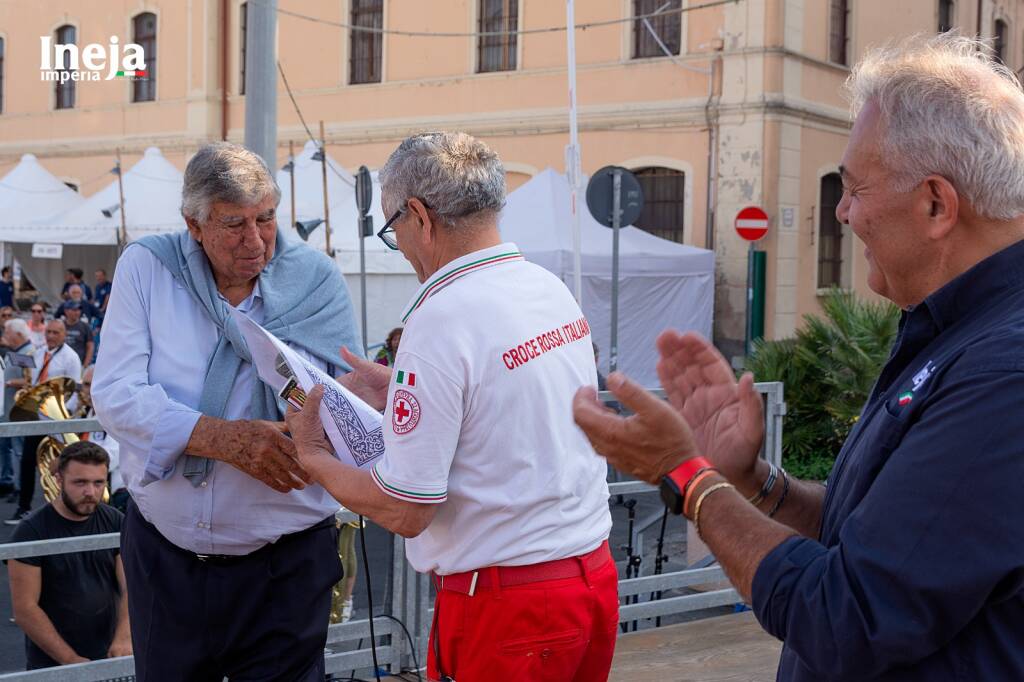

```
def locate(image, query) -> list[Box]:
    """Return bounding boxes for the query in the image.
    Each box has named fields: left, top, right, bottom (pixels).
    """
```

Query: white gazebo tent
left=0, top=153, right=89, bottom=303
left=1, top=147, right=185, bottom=302
left=277, top=141, right=419, bottom=349
left=500, top=168, right=715, bottom=387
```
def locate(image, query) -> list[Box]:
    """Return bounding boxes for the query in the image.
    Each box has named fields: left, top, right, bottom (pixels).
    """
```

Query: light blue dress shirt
left=93, top=246, right=340, bottom=555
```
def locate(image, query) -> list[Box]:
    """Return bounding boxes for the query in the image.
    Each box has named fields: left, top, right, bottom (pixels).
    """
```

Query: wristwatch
left=660, top=456, right=713, bottom=515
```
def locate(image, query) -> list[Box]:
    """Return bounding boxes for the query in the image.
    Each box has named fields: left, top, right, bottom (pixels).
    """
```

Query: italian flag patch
left=396, top=370, right=416, bottom=387
left=898, top=391, right=913, bottom=406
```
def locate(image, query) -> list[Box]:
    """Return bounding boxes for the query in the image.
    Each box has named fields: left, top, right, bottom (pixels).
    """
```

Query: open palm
left=656, top=331, right=765, bottom=485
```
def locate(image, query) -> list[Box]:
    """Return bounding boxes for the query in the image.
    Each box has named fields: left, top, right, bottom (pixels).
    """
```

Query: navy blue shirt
left=0, top=280, right=13, bottom=307
left=753, top=239, right=1024, bottom=681
left=94, top=281, right=112, bottom=310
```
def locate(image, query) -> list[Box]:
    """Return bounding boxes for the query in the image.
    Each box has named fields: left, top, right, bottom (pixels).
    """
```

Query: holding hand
left=284, top=385, right=335, bottom=476
left=337, top=346, right=391, bottom=411
left=216, top=419, right=312, bottom=493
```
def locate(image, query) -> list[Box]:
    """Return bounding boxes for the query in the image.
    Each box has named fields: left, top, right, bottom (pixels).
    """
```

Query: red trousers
left=427, top=542, right=619, bottom=682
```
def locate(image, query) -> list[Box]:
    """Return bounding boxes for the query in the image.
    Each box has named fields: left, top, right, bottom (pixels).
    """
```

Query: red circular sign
left=735, top=206, right=769, bottom=241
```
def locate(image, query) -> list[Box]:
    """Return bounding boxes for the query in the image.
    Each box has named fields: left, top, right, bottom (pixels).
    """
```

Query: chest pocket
left=822, top=404, right=912, bottom=543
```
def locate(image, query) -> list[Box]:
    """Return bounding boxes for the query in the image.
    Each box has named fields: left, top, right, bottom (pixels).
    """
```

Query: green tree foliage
left=746, top=289, right=900, bottom=480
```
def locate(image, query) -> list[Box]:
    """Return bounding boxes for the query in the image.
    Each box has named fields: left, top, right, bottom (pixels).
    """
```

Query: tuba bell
left=11, top=377, right=106, bottom=503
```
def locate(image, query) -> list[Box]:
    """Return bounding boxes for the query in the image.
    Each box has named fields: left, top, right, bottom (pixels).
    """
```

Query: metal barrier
left=0, top=382, right=785, bottom=680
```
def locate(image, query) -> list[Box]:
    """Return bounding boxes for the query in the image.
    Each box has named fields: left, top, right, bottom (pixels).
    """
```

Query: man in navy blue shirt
left=92, top=269, right=112, bottom=316
left=0, top=267, right=15, bottom=309
left=574, top=34, right=1024, bottom=681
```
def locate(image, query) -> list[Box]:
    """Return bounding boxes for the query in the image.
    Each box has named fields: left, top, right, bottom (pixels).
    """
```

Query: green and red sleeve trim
left=371, top=463, right=448, bottom=504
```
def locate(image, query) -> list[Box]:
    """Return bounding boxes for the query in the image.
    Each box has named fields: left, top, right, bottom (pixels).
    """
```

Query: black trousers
left=17, top=436, right=42, bottom=512
left=121, top=501, right=342, bottom=682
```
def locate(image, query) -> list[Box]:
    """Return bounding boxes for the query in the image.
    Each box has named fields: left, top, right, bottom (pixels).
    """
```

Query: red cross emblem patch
left=392, top=389, right=421, bottom=434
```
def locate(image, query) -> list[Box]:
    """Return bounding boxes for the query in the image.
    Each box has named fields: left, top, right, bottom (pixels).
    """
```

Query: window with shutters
left=132, top=13, right=157, bottom=102
left=350, top=0, right=383, bottom=84
left=995, top=19, right=1008, bottom=64
left=633, top=167, right=686, bottom=243
left=55, top=25, right=75, bottom=110
left=633, top=0, right=681, bottom=59
left=829, top=0, right=849, bottom=66
left=938, top=0, right=954, bottom=32
left=818, top=173, right=845, bottom=289
left=478, top=0, right=518, bottom=72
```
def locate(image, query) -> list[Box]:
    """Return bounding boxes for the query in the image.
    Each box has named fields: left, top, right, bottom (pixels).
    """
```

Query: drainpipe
left=221, top=0, right=229, bottom=140
left=704, top=45, right=723, bottom=252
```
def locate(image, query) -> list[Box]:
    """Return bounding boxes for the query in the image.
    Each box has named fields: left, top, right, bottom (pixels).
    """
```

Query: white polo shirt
left=371, top=242, right=612, bottom=574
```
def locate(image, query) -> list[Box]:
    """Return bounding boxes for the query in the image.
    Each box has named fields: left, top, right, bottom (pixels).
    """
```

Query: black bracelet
left=747, top=462, right=778, bottom=506
left=767, top=469, right=790, bottom=518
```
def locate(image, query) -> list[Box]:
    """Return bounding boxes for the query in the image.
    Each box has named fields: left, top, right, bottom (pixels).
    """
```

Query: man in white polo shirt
left=287, top=131, right=617, bottom=681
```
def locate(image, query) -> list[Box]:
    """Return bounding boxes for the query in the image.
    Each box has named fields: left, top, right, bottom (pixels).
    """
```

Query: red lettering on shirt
left=501, top=315, right=595, bottom=370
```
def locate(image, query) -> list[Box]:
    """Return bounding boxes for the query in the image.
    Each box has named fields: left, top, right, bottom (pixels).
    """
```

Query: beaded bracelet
left=767, top=468, right=790, bottom=518
left=747, top=462, right=778, bottom=507
left=693, top=482, right=735, bottom=539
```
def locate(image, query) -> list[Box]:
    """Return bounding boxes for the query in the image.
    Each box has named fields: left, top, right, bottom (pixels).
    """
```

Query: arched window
left=829, top=0, right=850, bottom=66
left=54, top=25, right=75, bottom=110
left=633, top=167, right=686, bottom=243
left=995, top=19, right=1008, bottom=64
left=132, top=13, right=157, bottom=102
left=938, top=0, right=954, bottom=33
left=818, top=173, right=845, bottom=288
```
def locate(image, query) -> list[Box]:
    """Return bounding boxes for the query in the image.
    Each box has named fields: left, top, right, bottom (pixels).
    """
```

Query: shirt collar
left=401, top=242, right=524, bottom=323
left=220, top=281, right=263, bottom=314
left=919, top=238, right=1024, bottom=332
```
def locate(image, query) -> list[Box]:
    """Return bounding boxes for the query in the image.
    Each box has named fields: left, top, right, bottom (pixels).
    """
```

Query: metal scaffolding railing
left=0, top=382, right=785, bottom=680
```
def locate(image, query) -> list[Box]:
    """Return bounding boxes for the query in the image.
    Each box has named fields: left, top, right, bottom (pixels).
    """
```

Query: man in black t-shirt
left=7, top=442, right=131, bottom=669
left=61, top=303, right=94, bottom=366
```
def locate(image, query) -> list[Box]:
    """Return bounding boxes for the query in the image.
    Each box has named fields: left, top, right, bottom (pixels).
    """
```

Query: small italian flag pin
left=898, top=391, right=913, bottom=406
left=396, top=370, right=416, bottom=387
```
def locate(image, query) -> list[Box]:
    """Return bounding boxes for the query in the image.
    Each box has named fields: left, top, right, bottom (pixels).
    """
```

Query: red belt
left=433, top=541, right=611, bottom=596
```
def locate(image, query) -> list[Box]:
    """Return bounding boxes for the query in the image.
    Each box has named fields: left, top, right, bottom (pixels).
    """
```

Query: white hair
left=4, top=318, right=29, bottom=339
left=181, top=142, right=281, bottom=224
left=379, top=131, right=505, bottom=230
left=845, top=32, right=1024, bottom=220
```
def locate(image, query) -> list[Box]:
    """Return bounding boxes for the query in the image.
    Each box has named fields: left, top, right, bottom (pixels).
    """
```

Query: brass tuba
left=10, top=378, right=105, bottom=503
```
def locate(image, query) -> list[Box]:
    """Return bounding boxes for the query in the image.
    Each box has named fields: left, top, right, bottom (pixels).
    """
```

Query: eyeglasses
left=376, top=199, right=432, bottom=251
left=377, top=208, right=404, bottom=250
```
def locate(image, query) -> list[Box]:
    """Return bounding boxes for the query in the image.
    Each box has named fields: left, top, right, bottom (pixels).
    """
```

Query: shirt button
left=541, top=648, right=552, bottom=659
left=197, top=522, right=206, bottom=528
left=200, top=481, right=208, bottom=488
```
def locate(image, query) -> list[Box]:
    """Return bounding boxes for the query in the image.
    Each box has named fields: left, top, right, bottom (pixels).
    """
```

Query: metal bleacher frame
left=0, top=382, right=785, bottom=680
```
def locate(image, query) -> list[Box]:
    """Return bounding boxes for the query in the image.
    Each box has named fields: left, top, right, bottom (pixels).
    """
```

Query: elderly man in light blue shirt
left=93, top=142, right=360, bottom=682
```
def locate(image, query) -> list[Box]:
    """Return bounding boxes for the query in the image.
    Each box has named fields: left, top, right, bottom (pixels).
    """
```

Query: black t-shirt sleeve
left=10, top=516, right=44, bottom=567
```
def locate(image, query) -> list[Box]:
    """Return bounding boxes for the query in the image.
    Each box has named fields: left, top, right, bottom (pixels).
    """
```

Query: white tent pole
left=566, top=0, right=583, bottom=304
left=115, top=149, right=128, bottom=251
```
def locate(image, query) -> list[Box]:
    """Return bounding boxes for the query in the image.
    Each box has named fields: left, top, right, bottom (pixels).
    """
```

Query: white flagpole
left=566, top=0, right=583, bottom=304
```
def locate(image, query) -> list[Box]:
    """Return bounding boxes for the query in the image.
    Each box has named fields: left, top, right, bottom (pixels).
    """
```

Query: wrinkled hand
left=656, top=331, right=765, bottom=487
left=284, top=385, right=335, bottom=473
left=573, top=373, right=699, bottom=484
left=107, top=636, right=132, bottom=658
left=336, top=346, right=391, bottom=411
left=219, top=419, right=312, bottom=493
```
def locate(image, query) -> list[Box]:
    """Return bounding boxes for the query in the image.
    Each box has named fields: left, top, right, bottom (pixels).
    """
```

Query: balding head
left=45, top=319, right=66, bottom=350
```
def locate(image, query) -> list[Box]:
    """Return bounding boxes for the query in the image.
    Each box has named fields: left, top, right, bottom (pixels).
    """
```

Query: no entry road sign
left=735, top=206, right=769, bottom=241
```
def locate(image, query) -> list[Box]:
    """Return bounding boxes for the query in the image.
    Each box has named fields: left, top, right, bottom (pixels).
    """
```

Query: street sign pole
left=734, top=205, right=770, bottom=357
left=355, top=166, right=374, bottom=358
left=745, top=240, right=754, bottom=356
left=610, top=169, right=621, bottom=373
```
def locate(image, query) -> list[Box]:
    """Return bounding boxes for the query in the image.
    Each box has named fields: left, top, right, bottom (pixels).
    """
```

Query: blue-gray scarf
left=134, top=229, right=361, bottom=485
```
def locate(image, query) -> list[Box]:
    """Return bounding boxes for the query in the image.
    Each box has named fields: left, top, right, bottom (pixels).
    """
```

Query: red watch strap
left=665, top=456, right=713, bottom=491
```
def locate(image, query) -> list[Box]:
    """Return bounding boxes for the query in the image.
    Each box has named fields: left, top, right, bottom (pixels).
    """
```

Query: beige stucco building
left=0, top=0, right=1019, bottom=354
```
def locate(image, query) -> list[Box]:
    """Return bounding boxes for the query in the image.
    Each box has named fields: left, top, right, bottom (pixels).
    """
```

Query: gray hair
left=181, top=142, right=281, bottom=224
left=379, top=132, right=505, bottom=229
left=846, top=33, right=1024, bottom=220
left=4, top=318, right=29, bottom=339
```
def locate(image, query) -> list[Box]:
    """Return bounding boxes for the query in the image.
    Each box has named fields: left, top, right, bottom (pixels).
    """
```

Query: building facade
left=0, top=0, right=1019, bottom=354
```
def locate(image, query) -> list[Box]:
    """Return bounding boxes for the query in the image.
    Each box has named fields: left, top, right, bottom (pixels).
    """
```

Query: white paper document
left=231, top=310, right=385, bottom=470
